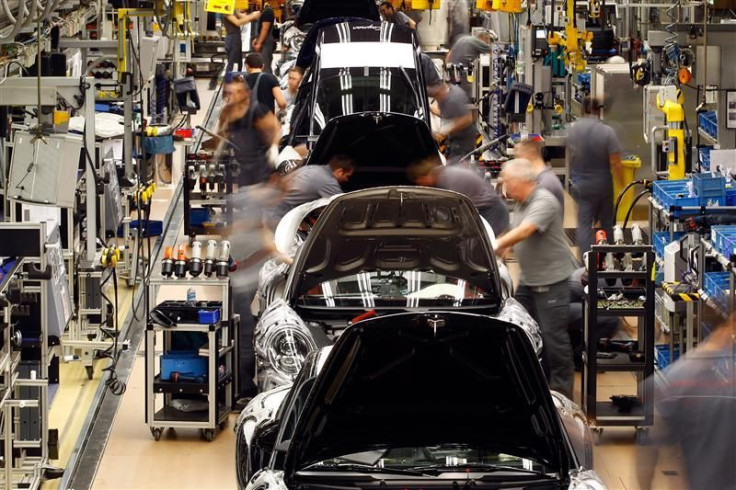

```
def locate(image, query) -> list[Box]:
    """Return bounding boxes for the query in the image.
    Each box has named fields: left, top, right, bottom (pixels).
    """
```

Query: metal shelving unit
left=145, top=276, right=234, bottom=442
left=582, top=245, right=655, bottom=442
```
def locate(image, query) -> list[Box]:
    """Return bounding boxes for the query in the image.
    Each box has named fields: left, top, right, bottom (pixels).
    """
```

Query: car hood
left=297, top=0, right=379, bottom=26
left=286, top=186, right=502, bottom=303
left=283, top=311, right=572, bottom=482
left=304, top=113, right=440, bottom=191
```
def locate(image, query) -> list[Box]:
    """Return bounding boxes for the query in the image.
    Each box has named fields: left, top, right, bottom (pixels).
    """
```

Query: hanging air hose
left=98, top=263, right=127, bottom=396
left=613, top=179, right=650, bottom=222
left=622, top=188, right=652, bottom=230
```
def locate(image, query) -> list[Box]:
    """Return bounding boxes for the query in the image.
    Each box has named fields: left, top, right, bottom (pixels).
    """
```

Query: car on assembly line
left=236, top=312, right=605, bottom=489
left=252, top=186, right=536, bottom=392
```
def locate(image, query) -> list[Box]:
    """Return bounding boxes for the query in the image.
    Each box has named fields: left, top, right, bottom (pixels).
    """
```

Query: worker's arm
left=406, top=17, right=417, bottom=29
left=610, top=152, right=624, bottom=188
left=225, top=11, right=260, bottom=27
left=433, top=112, right=473, bottom=141
left=254, top=109, right=282, bottom=146
left=254, top=20, right=273, bottom=51
left=272, top=85, right=287, bottom=110
left=430, top=99, right=441, bottom=117
left=494, top=222, right=538, bottom=256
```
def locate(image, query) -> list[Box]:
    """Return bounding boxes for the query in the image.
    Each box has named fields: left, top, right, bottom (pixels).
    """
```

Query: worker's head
left=224, top=74, right=250, bottom=105
left=287, top=67, right=304, bottom=93
left=328, top=154, right=355, bottom=184
left=477, top=29, right=498, bottom=44
left=583, top=96, right=603, bottom=116
left=245, top=52, right=265, bottom=72
left=408, top=157, right=441, bottom=187
left=379, top=1, right=396, bottom=18
left=432, top=83, right=450, bottom=101
left=500, top=158, right=537, bottom=202
left=514, top=137, right=545, bottom=164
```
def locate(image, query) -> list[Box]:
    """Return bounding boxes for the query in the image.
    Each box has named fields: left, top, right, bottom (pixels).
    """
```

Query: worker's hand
left=252, top=39, right=262, bottom=52
left=432, top=131, right=446, bottom=143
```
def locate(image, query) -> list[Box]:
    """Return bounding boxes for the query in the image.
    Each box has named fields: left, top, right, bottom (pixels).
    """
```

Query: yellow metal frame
left=657, top=89, right=686, bottom=180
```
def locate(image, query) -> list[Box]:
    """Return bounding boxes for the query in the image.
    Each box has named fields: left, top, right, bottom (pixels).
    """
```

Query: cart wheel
left=219, top=419, right=229, bottom=431
left=151, top=427, right=163, bottom=441
left=635, top=427, right=649, bottom=446
left=202, top=428, right=216, bottom=442
left=85, top=366, right=94, bottom=380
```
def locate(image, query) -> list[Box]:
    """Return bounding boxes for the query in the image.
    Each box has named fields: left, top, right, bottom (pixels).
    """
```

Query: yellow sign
left=205, top=0, right=235, bottom=14
left=411, top=0, right=441, bottom=9
left=235, top=0, right=249, bottom=8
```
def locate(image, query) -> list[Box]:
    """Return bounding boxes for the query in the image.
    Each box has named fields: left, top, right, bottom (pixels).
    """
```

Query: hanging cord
left=614, top=179, right=649, bottom=222
left=98, top=267, right=127, bottom=396
left=623, top=189, right=651, bottom=230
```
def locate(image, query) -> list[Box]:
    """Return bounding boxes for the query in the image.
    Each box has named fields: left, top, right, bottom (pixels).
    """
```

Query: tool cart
left=145, top=276, right=235, bottom=441
left=582, top=243, right=656, bottom=444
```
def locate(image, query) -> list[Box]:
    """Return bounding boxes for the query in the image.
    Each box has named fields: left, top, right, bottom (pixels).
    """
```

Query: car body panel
left=297, top=0, right=379, bottom=27
left=282, top=312, right=571, bottom=483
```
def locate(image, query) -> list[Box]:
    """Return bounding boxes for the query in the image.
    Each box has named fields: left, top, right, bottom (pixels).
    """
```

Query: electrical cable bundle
left=98, top=265, right=126, bottom=396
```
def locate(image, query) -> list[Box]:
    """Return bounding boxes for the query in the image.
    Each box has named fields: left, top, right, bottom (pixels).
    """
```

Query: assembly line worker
left=379, top=2, right=416, bottom=29
left=567, top=96, right=623, bottom=255
left=432, top=83, right=478, bottom=165
left=271, top=155, right=354, bottom=222
left=284, top=66, right=304, bottom=107
left=224, top=10, right=261, bottom=73
left=244, top=52, right=287, bottom=113
left=495, top=158, right=575, bottom=399
left=409, top=158, right=509, bottom=237
left=636, top=311, right=736, bottom=490
left=419, top=52, right=443, bottom=97
left=513, top=137, right=565, bottom=207
left=217, top=75, right=281, bottom=186
left=446, top=30, right=497, bottom=99
left=252, top=2, right=276, bottom=74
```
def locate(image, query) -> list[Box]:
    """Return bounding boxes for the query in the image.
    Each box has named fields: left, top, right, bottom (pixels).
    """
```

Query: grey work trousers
left=515, top=279, right=574, bottom=399
left=261, top=39, right=275, bottom=74
left=225, top=33, right=243, bottom=73
left=232, top=286, right=257, bottom=398
left=575, top=189, right=614, bottom=256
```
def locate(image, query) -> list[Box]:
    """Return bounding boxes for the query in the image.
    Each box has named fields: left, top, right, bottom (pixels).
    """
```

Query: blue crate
left=653, top=231, right=685, bottom=259
left=699, top=111, right=718, bottom=140
left=116, top=220, right=163, bottom=238
left=652, top=179, right=725, bottom=214
left=699, top=147, right=712, bottom=171
left=655, top=344, right=680, bottom=370
left=692, top=172, right=725, bottom=198
left=703, top=271, right=731, bottom=309
left=160, top=350, right=207, bottom=381
left=711, top=226, right=736, bottom=257
left=189, top=208, right=211, bottom=226
left=727, top=186, right=736, bottom=206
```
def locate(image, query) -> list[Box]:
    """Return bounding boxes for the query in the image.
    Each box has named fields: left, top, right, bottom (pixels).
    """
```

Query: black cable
left=98, top=267, right=126, bottom=396
left=623, top=189, right=651, bottom=230
left=614, top=179, right=645, bottom=223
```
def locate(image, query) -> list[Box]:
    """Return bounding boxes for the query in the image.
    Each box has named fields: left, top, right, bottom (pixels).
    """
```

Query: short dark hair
left=328, top=154, right=354, bottom=172
left=407, top=157, right=440, bottom=181
left=583, top=96, right=603, bottom=115
left=245, top=52, right=265, bottom=69
left=289, top=66, right=304, bottom=76
left=380, top=1, right=395, bottom=10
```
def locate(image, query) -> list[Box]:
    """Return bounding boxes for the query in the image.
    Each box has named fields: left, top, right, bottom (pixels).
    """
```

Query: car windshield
left=313, top=67, right=422, bottom=129
left=306, top=445, right=553, bottom=475
left=296, top=270, right=495, bottom=308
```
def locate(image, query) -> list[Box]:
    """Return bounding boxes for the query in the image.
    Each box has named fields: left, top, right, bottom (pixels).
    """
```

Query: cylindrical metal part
left=204, top=239, right=217, bottom=277
left=216, top=240, right=231, bottom=277
left=161, top=246, right=175, bottom=277
left=189, top=241, right=203, bottom=277
left=174, top=244, right=188, bottom=278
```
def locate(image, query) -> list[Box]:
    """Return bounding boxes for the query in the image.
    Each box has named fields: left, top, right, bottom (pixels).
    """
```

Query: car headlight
left=264, top=324, right=315, bottom=378
left=569, top=470, right=608, bottom=490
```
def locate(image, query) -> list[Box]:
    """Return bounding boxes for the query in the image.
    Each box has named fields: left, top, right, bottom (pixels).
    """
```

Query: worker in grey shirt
left=446, top=30, right=496, bottom=98
left=379, top=2, right=416, bottom=29
left=273, top=154, right=354, bottom=222
left=514, top=137, right=564, bottom=207
left=409, top=159, right=509, bottom=237
left=419, top=53, right=443, bottom=96
left=432, top=83, right=477, bottom=164
left=635, top=312, right=736, bottom=490
left=495, top=158, right=575, bottom=399
left=568, top=96, right=623, bottom=255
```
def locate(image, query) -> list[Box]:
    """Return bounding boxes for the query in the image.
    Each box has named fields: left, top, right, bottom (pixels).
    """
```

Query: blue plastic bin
left=197, top=309, right=220, bottom=324
left=699, top=111, right=718, bottom=140
left=703, top=271, right=731, bottom=309
left=655, top=344, right=680, bottom=370
left=189, top=208, right=211, bottom=226
left=699, top=147, right=712, bottom=171
left=652, top=179, right=725, bottom=214
left=692, top=172, right=725, bottom=198
left=160, top=350, right=207, bottom=381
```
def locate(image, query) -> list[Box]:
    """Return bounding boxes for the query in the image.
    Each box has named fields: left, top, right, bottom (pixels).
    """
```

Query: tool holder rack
left=582, top=244, right=655, bottom=443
